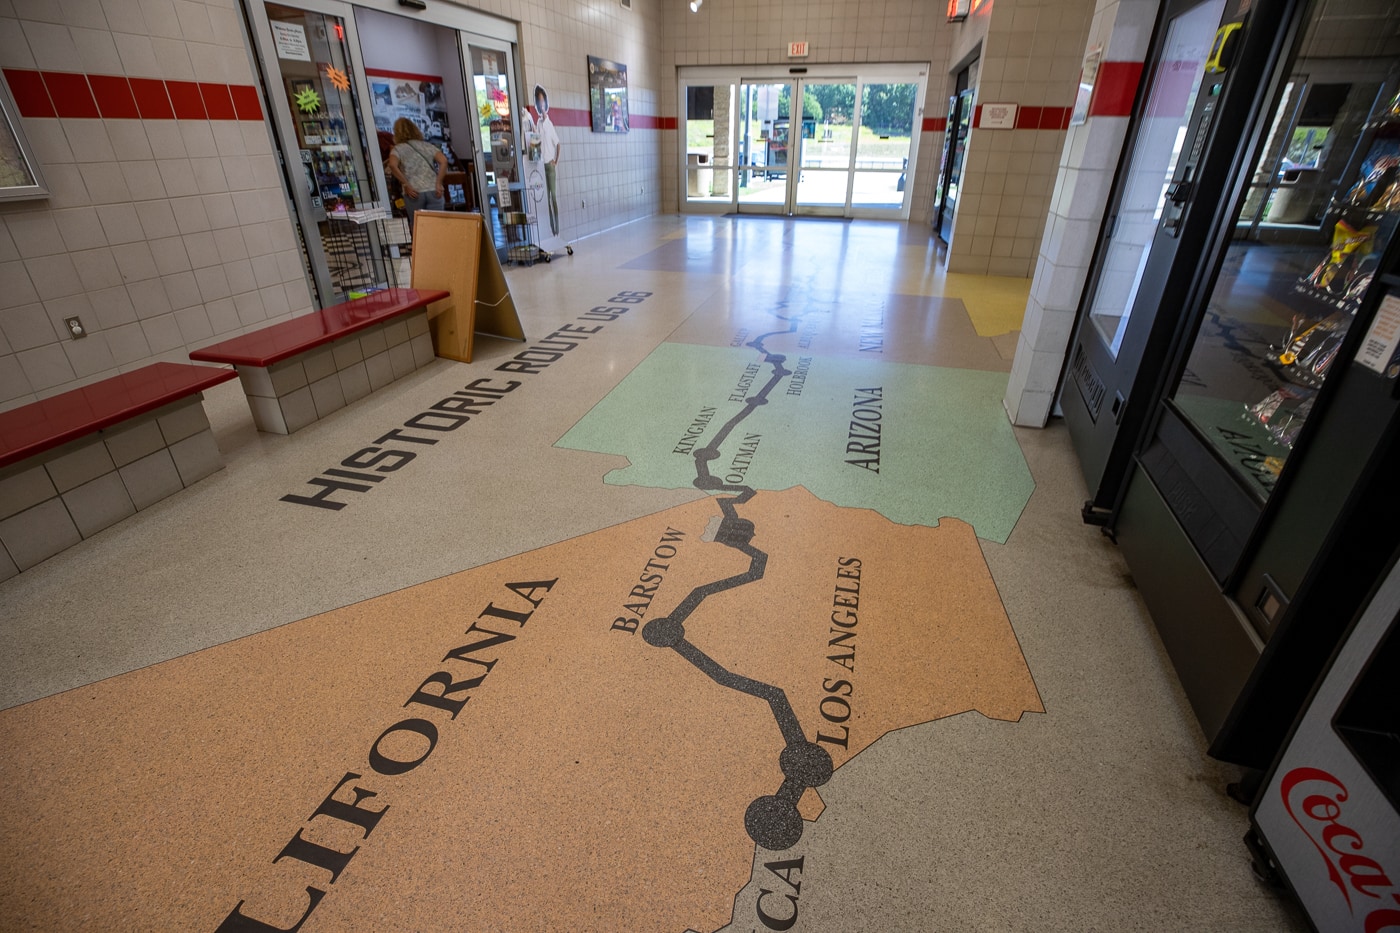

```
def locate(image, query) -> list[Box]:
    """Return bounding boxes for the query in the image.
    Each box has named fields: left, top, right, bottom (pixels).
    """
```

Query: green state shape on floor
left=556, top=342, right=1034, bottom=544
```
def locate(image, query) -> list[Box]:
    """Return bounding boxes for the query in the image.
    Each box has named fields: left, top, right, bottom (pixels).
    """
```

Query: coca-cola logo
left=1281, top=766, right=1400, bottom=931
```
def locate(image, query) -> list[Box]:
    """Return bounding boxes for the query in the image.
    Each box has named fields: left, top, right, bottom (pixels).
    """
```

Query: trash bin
left=1266, top=168, right=1316, bottom=223
left=687, top=153, right=711, bottom=197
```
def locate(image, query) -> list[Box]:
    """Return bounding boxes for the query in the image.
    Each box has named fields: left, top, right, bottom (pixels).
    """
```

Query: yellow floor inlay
left=942, top=273, right=1032, bottom=337
left=880, top=244, right=1031, bottom=336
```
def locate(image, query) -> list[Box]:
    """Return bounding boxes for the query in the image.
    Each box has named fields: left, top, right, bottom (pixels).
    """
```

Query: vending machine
left=1248, top=548, right=1400, bottom=930
left=1060, top=0, right=1400, bottom=769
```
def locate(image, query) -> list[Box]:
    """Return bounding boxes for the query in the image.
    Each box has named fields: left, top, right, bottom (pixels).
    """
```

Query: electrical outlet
left=64, top=316, right=86, bottom=340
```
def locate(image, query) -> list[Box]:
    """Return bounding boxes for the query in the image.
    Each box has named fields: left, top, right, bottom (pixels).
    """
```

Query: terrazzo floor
left=0, top=215, right=1306, bottom=931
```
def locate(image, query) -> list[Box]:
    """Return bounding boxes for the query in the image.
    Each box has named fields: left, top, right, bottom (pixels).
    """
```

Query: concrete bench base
left=236, top=310, right=435, bottom=434
left=0, top=395, right=224, bottom=579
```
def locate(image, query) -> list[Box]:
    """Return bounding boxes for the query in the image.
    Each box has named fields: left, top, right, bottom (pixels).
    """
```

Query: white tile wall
left=945, top=0, right=1097, bottom=277
left=0, top=0, right=311, bottom=411
left=1004, top=0, right=1159, bottom=426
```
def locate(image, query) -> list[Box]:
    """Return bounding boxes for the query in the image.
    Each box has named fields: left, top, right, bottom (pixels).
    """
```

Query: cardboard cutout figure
left=524, top=84, right=565, bottom=254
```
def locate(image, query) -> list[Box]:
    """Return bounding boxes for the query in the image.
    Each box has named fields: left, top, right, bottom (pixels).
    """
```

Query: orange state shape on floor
left=0, top=487, right=1041, bottom=933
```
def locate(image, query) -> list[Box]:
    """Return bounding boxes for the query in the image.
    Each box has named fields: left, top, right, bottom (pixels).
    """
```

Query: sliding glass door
left=248, top=0, right=385, bottom=304
left=679, top=64, right=928, bottom=219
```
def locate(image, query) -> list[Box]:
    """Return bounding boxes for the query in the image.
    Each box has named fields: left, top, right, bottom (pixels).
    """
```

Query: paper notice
left=272, top=22, right=311, bottom=61
left=1356, top=293, right=1400, bottom=376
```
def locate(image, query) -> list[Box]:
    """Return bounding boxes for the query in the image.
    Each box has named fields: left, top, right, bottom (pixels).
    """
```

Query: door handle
left=1166, top=180, right=1193, bottom=205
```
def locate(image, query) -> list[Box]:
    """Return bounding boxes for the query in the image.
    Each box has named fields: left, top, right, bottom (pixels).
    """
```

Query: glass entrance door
left=683, top=82, right=736, bottom=207
left=736, top=80, right=789, bottom=212
left=681, top=66, right=927, bottom=219
left=466, top=41, right=522, bottom=231
left=249, top=0, right=386, bottom=305
left=852, top=80, right=922, bottom=212
left=792, top=79, right=855, bottom=215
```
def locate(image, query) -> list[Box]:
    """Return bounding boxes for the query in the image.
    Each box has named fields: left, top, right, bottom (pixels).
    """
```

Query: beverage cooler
left=1247, top=547, right=1400, bottom=930
left=1061, top=0, right=1400, bottom=770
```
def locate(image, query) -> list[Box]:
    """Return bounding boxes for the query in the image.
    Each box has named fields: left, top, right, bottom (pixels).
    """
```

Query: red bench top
left=188, top=288, right=449, bottom=368
left=0, top=362, right=237, bottom=470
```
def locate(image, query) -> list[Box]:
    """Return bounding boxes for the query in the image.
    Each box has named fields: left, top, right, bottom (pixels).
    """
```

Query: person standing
left=534, top=85, right=561, bottom=236
left=386, top=116, right=448, bottom=228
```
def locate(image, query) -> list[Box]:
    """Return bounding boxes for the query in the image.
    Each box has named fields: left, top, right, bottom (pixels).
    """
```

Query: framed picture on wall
left=0, top=78, right=48, bottom=201
left=587, top=56, right=629, bottom=134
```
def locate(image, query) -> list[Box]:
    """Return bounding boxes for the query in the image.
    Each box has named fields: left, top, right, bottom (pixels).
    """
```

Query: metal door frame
left=460, top=36, right=524, bottom=224
left=248, top=0, right=384, bottom=306
left=936, top=85, right=973, bottom=241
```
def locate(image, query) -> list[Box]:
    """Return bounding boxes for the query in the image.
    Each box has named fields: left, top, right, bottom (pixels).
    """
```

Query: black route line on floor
left=642, top=316, right=833, bottom=851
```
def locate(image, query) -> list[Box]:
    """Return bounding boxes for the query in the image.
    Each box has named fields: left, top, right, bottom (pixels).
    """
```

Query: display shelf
left=1291, top=280, right=1363, bottom=313
left=1324, top=201, right=1400, bottom=224
left=1362, top=115, right=1400, bottom=133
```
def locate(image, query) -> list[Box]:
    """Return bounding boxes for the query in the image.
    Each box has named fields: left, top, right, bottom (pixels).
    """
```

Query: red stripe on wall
left=129, top=77, right=175, bottom=119
left=165, top=80, right=205, bottom=119
left=42, top=72, right=99, bottom=118
left=2, top=68, right=670, bottom=131
left=546, top=108, right=670, bottom=130
left=923, top=116, right=947, bottom=132
left=546, top=107, right=592, bottom=128
left=3, top=68, right=55, bottom=117
left=1014, top=105, right=1042, bottom=129
left=365, top=69, right=446, bottom=84
left=199, top=82, right=236, bottom=120
left=972, top=103, right=1071, bottom=130
left=230, top=85, right=263, bottom=121
left=1089, top=61, right=1144, bottom=118
left=2, top=69, right=264, bottom=121
left=88, top=75, right=139, bottom=119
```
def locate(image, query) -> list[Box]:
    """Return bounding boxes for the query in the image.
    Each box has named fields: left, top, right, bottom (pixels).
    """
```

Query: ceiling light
left=689, top=0, right=702, bottom=11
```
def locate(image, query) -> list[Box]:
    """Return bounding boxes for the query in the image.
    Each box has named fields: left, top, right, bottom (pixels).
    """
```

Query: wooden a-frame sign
left=410, top=211, right=525, bottom=363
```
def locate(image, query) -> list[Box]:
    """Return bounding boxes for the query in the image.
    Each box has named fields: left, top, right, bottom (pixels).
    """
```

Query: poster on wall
left=367, top=69, right=451, bottom=151
left=587, top=56, right=629, bottom=134
left=522, top=83, right=565, bottom=254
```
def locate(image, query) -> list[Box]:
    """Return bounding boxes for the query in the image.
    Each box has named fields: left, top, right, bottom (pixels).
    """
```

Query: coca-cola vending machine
left=1248, top=548, right=1400, bottom=930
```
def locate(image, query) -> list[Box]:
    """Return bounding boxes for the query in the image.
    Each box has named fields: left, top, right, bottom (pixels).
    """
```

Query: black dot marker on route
left=745, top=795, right=804, bottom=852
left=780, top=741, right=834, bottom=787
left=643, top=617, right=684, bottom=648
